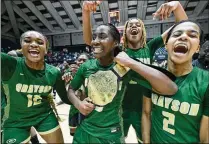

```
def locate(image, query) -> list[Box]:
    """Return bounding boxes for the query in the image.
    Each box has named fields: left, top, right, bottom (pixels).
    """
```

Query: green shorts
left=2, top=112, right=59, bottom=143
left=73, top=126, right=125, bottom=144
left=123, top=110, right=142, bottom=143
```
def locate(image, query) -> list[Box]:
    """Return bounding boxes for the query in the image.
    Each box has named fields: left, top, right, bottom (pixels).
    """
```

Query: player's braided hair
left=20, top=30, right=50, bottom=50
left=122, top=18, right=147, bottom=50
left=47, top=94, right=63, bottom=122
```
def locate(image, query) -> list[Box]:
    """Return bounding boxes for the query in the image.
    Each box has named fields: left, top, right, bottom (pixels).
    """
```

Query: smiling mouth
left=29, top=50, right=40, bottom=57
left=93, top=47, right=103, bottom=54
left=174, top=44, right=188, bottom=54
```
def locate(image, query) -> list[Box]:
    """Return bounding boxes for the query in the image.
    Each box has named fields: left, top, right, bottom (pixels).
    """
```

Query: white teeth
left=94, top=47, right=103, bottom=53
left=175, top=43, right=187, bottom=48
left=29, top=50, right=39, bottom=57
left=131, top=29, right=137, bottom=32
left=30, top=53, right=38, bottom=57
left=29, top=50, right=39, bottom=53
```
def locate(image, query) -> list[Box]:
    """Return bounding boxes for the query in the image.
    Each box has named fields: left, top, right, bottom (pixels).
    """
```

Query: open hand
left=62, top=72, right=73, bottom=83
left=153, top=1, right=180, bottom=20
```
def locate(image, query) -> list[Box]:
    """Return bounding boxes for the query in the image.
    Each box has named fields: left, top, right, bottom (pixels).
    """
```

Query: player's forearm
left=128, top=59, right=177, bottom=95
left=68, top=86, right=81, bottom=109
left=142, top=112, right=151, bottom=143
left=173, top=1, right=188, bottom=22
left=82, top=10, right=92, bottom=45
left=142, top=96, right=151, bottom=143
left=55, top=78, right=71, bottom=105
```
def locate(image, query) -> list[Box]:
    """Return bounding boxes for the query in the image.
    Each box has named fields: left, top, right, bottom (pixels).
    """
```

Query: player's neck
left=25, top=59, right=45, bottom=70
left=98, top=54, right=114, bottom=67
left=168, top=59, right=193, bottom=77
left=127, top=42, right=142, bottom=50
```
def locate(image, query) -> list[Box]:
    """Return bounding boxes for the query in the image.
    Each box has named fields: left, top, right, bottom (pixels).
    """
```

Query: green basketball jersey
left=123, top=36, right=164, bottom=112
left=1, top=53, right=69, bottom=128
left=149, top=67, right=209, bottom=143
left=70, top=59, right=151, bottom=139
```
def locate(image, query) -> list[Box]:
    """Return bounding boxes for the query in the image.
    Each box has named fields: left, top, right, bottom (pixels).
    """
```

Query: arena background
left=1, top=0, right=209, bottom=143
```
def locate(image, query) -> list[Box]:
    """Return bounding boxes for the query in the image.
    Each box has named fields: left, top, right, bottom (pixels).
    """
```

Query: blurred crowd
left=45, top=49, right=79, bottom=66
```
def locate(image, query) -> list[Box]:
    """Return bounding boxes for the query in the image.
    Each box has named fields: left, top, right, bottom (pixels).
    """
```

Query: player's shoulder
left=192, top=67, right=209, bottom=89
left=193, top=67, right=209, bottom=77
left=45, top=63, right=61, bottom=75
left=81, top=59, right=97, bottom=68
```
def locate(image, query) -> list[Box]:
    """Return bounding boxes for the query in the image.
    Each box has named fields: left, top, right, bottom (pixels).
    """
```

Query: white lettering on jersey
left=179, top=102, right=190, bottom=114
left=151, top=94, right=200, bottom=116
left=164, top=97, right=173, bottom=109
left=189, top=104, right=200, bottom=116
left=21, top=84, right=28, bottom=93
left=16, top=83, right=52, bottom=94
left=171, top=100, right=180, bottom=112
left=16, top=83, right=22, bottom=92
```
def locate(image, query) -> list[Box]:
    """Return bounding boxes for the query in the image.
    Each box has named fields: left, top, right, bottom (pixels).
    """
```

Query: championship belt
left=86, top=70, right=118, bottom=112
left=112, top=64, right=130, bottom=78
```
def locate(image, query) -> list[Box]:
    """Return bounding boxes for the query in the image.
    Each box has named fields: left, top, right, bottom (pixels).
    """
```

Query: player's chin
left=28, top=56, right=42, bottom=63
left=129, top=37, right=140, bottom=43
left=170, top=56, right=188, bottom=65
left=93, top=53, right=103, bottom=59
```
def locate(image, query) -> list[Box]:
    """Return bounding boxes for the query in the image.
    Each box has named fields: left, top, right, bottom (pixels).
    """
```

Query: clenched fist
left=78, top=98, right=95, bottom=116
left=114, top=52, right=133, bottom=68
left=82, top=0, right=102, bottom=12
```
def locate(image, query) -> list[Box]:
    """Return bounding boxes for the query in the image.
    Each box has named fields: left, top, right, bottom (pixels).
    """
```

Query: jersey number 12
left=27, top=94, right=42, bottom=107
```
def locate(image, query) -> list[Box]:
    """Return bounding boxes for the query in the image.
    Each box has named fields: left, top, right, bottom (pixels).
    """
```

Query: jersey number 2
left=27, top=94, right=42, bottom=107
left=162, top=111, right=175, bottom=135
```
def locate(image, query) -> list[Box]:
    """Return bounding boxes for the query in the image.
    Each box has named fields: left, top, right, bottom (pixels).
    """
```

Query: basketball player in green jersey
left=6, top=49, right=40, bottom=144
left=142, top=20, right=209, bottom=143
left=68, top=21, right=178, bottom=143
left=1, top=31, right=71, bottom=143
left=82, top=1, right=188, bottom=142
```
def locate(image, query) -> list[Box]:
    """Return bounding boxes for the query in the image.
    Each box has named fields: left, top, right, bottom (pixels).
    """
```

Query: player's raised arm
left=114, top=52, right=177, bottom=95
left=82, top=1, right=102, bottom=45
left=153, top=1, right=188, bottom=43
left=153, top=1, right=188, bottom=22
